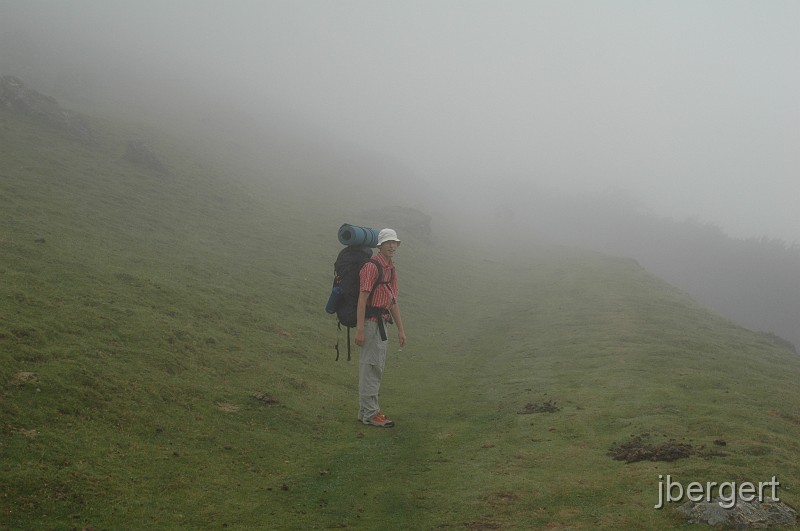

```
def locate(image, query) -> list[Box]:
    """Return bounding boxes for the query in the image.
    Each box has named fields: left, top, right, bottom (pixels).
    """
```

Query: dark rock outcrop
left=678, top=497, right=796, bottom=528
left=0, top=75, right=93, bottom=143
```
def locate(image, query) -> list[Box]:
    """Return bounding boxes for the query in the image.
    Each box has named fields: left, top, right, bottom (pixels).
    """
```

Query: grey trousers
left=359, top=319, right=388, bottom=421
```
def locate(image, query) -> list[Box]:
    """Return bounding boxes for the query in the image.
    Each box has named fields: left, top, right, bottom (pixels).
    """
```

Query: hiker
left=354, top=228, right=406, bottom=428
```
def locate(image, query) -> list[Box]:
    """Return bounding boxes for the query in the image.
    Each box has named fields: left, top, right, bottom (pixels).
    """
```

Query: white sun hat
left=377, top=228, right=401, bottom=246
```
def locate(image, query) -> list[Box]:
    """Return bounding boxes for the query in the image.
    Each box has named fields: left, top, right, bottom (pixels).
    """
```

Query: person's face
left=379, top=240, right=399, bottom=259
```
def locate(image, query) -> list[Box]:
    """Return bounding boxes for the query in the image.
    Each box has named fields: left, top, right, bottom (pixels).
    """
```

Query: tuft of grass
left=2, top=104, right=800, bottom=530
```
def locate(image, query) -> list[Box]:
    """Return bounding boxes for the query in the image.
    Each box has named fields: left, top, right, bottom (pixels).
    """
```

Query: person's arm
left=389, top=302, right=406, bottom=348
left=354, top=290, right=369, bottom=346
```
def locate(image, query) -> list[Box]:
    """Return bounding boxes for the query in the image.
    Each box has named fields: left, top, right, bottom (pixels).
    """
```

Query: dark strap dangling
left=335, top=322, right=341, bottom=361
left=377, top=318, right=387, bottom=342
left=334, top=321, right=352, bottom=362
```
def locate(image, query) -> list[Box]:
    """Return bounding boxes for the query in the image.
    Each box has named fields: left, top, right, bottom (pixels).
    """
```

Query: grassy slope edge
left=1, top=107, right=799, bottom=530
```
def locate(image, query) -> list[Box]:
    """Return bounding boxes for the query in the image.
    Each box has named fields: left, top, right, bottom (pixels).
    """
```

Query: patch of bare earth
left=463, top=521, right=502, bottom=530
left=253, top=391, right=280, bottom=405
left=518, top=399, right=560, bottom=414
left=215, top=402, right=239, bottom=413
left=12, top=371, right=38, bottom=385
left=608, top=433, right=695, bottom=463
left=10, top=427, right=39, bottom=437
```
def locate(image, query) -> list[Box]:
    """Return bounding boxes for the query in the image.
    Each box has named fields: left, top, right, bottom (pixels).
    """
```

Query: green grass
left=2, top=105, right=799, bottom=530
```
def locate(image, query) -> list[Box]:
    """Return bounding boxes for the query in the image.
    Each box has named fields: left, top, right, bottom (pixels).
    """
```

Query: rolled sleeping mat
left=338, top=223, right=379, bottom=247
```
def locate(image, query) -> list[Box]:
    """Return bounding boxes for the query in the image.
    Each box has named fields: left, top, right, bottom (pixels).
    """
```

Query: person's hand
left=397, top=332, right=406, bottom=348
left=354, top=329, right=365, bottom=346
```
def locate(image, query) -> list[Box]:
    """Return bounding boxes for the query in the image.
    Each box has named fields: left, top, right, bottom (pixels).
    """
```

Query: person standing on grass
left=354, top=228, right=406, bottom=428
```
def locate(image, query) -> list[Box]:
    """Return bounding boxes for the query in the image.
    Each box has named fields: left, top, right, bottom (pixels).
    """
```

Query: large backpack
left=328, top=246, right=387, bottom=360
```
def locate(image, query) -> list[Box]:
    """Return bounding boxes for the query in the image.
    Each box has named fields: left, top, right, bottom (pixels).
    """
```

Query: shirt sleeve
left=359, top=261, right=378, bottom=292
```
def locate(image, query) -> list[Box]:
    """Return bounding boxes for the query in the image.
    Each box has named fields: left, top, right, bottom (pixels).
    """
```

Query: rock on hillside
left=123, top=140, right=169, bottom=174
left=678, top=497, right=796, bottom=528
left=0, top=75, right=93, bottom=143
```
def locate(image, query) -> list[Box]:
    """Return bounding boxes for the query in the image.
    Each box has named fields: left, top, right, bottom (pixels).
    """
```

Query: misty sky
left=2, top=1, right=799, bottom=242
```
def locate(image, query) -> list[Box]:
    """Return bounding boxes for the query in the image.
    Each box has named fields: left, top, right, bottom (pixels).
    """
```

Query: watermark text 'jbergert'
left=655, top=475, right=780, bottom=509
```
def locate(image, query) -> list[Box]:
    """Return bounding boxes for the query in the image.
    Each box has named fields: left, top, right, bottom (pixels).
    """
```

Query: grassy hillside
left=2, top=104, right=799, bottom=530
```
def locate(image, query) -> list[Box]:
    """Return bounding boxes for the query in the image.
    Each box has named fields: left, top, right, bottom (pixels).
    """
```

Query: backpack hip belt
left=366, top=306, right=390, bottom=342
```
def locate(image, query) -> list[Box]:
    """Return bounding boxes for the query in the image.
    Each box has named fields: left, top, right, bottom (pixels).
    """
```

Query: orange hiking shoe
left=364, top=411, right=395, bottom=428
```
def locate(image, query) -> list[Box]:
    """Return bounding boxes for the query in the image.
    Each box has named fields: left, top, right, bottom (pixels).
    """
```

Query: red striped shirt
left=359, top=253, right=398, bottom=310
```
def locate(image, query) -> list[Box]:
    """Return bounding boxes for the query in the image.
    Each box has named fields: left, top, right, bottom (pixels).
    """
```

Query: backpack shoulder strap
left=366, top=258, right=384, bottom=296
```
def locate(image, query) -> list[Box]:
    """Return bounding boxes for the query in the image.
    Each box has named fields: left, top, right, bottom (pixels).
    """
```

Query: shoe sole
left=364, top=420, right=395, bottom=428
left=357, top=414, right=395, bottom=427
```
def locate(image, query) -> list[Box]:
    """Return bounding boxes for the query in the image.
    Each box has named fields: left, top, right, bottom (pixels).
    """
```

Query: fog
left=2, top=0, right=799, bottom=243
